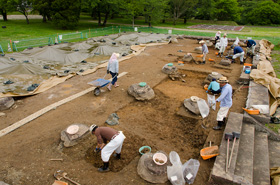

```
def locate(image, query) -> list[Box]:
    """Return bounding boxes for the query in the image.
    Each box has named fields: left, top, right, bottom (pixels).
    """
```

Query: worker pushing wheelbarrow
left=87, top=74, right=118, bottom=96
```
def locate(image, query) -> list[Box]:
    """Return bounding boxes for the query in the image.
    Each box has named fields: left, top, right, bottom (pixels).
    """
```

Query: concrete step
left=234, top=123, right=255, bottom=184
left=211, top=112, right=243, bottom=184
left=269, top=139, right=280, bottom=168
left=253, top=132, right=270, bottom=185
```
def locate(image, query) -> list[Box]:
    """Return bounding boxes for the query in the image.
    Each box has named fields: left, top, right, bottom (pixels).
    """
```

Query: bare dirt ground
left=0, top=38, right=249, bottom=185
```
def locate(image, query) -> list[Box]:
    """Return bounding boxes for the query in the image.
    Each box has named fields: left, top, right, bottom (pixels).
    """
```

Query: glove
left=107, top=70, right=109, bottom=74
left=94, top=147, right=101, bottom=153
left=206, top=91, right=208, bottom=93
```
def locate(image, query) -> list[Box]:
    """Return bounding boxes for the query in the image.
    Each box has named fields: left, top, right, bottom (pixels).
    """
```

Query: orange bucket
left=196, top=54, right=203, bottom=58
left=244, top=63, right=253, bottom=66
left=208, top=58, right=215, bottom=62
left=215, top=52, right=219, bottom=55
left=200, top=145, right=219, bottom=160
left=242, top=108, right=260, bottom=115
left=178, top=61, right=184, bottom=64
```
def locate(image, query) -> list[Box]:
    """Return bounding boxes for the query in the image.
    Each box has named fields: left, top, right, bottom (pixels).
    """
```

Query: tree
left=120, top=0, right=143, bottom=27
left=196, top=0, right=215, bottom=20
left=32, top=0, right=54, bottom=22
left=141, top=0, right=169, bottom=27
left=51, top=0, right=81, bottom=29
left=213, top=0, right=241, bottom=21
left=11, top=0, right=32, bottom=24
left=247, top=0, right=280, bottom=25
left=170, top=0, right=189, bottom=25
left=0, top=0, right=15, bottom=21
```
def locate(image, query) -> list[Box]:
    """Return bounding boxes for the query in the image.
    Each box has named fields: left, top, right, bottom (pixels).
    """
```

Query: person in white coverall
left=218, top=33, right=228, bottom=58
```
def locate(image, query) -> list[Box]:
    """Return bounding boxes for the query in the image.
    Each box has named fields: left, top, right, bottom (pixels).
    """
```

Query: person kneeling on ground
left=232, top=46, right=245, bottom=64
left=207, top=78, right=221, bottom=95
left=213, top=77, right=232, bottom=130
left=200, top=40, right=208, bottom=65
left=89, top=124, right=126, bottom=172
left=245, top=39, right=256, bottom=57
left=214, top=31, right=221, bottom=45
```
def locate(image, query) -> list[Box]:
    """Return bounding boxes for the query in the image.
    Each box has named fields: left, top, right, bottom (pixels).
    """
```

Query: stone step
left=268, top=139, right=280, bottom=168
left=234, top=123, right=255, bottom=184
left=211, top=112, right=243, bottom=184
left=253, top=132, right=270, bottom=185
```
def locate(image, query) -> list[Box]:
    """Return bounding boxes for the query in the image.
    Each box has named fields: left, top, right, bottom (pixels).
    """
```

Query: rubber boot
left=202, top=61, right=206, bottom=65
left=217, top=53, right=220, bottom=57
left=98, top=162, right=109, bottom=172
left=213, top=121, right=224, bottom=130
left=114, top=153, right=121, bottom=159
left=221, top=52, right=223, bottom=58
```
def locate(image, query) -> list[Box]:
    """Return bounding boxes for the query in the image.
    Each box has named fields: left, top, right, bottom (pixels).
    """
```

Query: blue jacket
left=234, top=46, right=244, bottom=54
left=247, top=40, right=256, bottom=48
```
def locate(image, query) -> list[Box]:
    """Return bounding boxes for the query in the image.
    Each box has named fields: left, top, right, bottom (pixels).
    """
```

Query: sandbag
left=219, top=59, right=231, bottom=66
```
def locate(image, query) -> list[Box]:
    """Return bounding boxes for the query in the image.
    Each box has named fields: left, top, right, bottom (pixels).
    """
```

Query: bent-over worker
left=207, top=78, right=221, bottom=95
left=232, top=46, right=245, bottom=64
left=213, top=77, right=232, bottom=130
left=89, top=124, right=125, bottom=172
left=245, top=39, right=256, bottom=56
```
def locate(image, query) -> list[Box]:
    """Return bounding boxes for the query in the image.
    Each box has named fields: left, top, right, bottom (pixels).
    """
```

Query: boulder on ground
left=183, top=98, right=200, bottom=115
left=206, top=72, right=223, bottom=82
left=194, top=47, right=202, bottom=54
left=182, top=54, right=194, bottom=63
left=162, top=64, right=178, bottom=75
left=128, top=84, right=155, bottom=101
left=0, top=97, right=15, bottom=111
left=170, top=38, right=178, bottom=43
left=105, top=113, right=119, bottom=125
left=219, top=59, right=231, bottom=66
left=61, top=124, right=89, bottom=147
left=206, top=40, right=213, bottom=47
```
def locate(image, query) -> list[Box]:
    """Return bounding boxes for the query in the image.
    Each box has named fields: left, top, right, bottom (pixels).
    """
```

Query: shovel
left=54, top=170, right=81, bottom=185
left=228, top=131, right=240, bottom=170
left=224, top=133, right=233, bottom=172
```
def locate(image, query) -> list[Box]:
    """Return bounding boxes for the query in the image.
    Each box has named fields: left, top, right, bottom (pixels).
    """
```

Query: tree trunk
left=162, top=19, right=165, bottom=23
left=148, top=16, right=151, bottom=27
left=24, top=14, right=29, bottom=24
left=97, top=4, right=101, bottom=26
left=47, top=14, right=52, bottom=21
left=42, top=15, right=47, bottom=22
left=2, top=11, right=8, bottom=21
left=184, top=17, right=187, bottom=24
left=103, top=11, right=109, bottom=26
left=132, top=16, right=134, bottom=28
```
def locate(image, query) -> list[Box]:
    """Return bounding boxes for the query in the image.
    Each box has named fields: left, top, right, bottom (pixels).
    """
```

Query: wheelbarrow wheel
left=94, top=87, right=101, bottom=96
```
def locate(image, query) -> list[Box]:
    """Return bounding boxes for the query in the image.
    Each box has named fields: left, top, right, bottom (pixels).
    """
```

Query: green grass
left=265, top=123, right=280, bottom=134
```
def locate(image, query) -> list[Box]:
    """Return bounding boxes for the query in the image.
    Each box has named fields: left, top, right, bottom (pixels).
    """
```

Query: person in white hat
left=214, top=31, right=221, bottom=45
left=107, top=53, right=120, bottom=91
left=199, top=40, right=208, bottom=64
left=213, top=76, right=232, bottom=130
left=89, top=124, right=126, bottom=172
left=217, top=33, right=228, bottom=58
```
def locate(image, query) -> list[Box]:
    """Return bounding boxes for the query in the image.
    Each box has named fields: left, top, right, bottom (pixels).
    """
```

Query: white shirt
left=220, top=37, right=228, bottom=47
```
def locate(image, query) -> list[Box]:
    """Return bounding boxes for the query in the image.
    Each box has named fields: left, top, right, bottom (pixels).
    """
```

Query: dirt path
left=0, top=39, right=248, bottom=184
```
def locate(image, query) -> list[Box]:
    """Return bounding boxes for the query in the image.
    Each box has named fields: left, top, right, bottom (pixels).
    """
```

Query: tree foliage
left=247, top=0, right=280, bottom=25
left=51, top=0, right=81, bottom=29
left=213, top=0, right=241, bottom=21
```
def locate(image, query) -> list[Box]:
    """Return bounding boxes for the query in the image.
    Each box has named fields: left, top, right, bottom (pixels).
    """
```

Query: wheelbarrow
left=200, top=141, right=219, bottom=160
left=87, top=74, right=117, bottom=96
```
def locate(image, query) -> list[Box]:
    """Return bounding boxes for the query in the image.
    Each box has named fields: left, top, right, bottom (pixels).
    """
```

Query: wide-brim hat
left=199, top=40, right=205, bottom=44
left=217, top=76, right=229, bottom=83
left=190, top=96, right=200, bottom=102
left=115, top=53, right=120, bottom=58
left=217, top=31, right=221, bottom=34
left=223, top=33, right=227, bottom=37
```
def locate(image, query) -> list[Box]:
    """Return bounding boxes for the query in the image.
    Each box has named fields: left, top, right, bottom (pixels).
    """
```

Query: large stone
left=219, top=59, right=231, bottom=66
left=183, top=99, right=200, bottom=115
left=162, top=64, right=178, bottom=75
left=61, top=124, right=89, bottom=147
left=182, top=54, right=194, bottom=63
left=0, top=97, right=15, bottom=111
left=206, top=72, right=223, bottom=82
left=127, top=84, right=155, bottom=101
left=194, top=47, right=202, bottom=54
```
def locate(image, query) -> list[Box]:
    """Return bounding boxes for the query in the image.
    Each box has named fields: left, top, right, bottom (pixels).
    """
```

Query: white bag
left=207, top=94, right=216, bottom=110
left=197, top=99, right=209, bottom=118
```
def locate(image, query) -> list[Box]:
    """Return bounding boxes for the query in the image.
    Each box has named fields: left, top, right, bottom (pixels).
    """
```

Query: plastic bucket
left=200, top=146, right=219, bottom=160
left=139, top=146, right=151, bottom=155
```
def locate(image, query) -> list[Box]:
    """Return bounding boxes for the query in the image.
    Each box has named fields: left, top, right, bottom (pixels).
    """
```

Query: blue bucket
left=139, top=146, right=151, bottom=155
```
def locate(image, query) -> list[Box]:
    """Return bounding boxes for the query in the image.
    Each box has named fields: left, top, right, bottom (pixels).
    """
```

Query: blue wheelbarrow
left=88, top=74, right=117, bottom=96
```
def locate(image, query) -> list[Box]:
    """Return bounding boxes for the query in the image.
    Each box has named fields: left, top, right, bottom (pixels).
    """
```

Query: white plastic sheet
left=182, top=159, right=200, bottom=184
left=197, top=99, right=209, bottom=118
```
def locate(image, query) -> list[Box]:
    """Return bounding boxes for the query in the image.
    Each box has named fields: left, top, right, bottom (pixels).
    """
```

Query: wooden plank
left=0, top=72, right=127, bottom=138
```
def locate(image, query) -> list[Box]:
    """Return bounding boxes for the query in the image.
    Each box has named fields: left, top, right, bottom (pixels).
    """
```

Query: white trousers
left=247, top=45, right=256, bottom=55
left=233, top=51, right=245, bottom=62
left=203, top=52, right=207, bottom=61
left=217, top=107, right=230, bottom=121
left=101, top=132, right=125, bottom=162
left=219, top=45, right=226, bottom=54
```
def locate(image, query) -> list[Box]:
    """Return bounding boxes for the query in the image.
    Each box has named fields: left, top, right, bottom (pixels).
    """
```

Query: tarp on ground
left=70, top=42, right=93, bottom=50
left=249, top=39, right=279, bottom=115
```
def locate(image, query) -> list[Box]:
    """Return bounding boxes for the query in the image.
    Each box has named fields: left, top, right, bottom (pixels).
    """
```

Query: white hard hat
left=89, top=124, right=98, bottom=134
left=199, top=40, right=205, bottom=44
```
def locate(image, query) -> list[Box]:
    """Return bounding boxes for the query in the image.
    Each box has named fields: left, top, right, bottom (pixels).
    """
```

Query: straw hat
left=199, top=40, right=205, bottom=44
left=217, top=76, right=229, bottom=83
left=190, top=96, right=200, bottom=102
left=115, top=53, right=120, bottom=58
left=223, top=33, right=227, bottom=37
left=217, top=31, right=221, bottom=34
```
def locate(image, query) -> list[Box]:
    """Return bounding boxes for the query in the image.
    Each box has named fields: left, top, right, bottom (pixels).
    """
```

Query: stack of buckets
left=243, top=63, right=252, bottom=74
